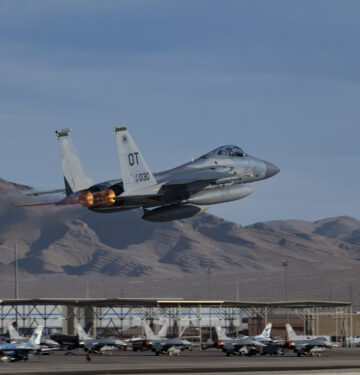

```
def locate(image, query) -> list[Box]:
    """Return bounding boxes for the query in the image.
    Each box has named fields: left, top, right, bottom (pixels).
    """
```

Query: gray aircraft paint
left=285, top=324, right=333, bottom=356
left=76, top=324, right=126, bottom=353
left=114, top=126, right=158, bottom=196
left=208, top=325, right=264, bottom=356
left=24, top=127, right=279, bottom=222
left=56, top=129, right=93, bottom=195
left=143, top=324, right=192, bottom=355
left=7, top=325, right=43, bottom=353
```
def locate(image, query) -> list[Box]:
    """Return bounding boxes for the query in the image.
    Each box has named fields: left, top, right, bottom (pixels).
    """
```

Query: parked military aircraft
left=22, top=127, right=279, bottom=222
left=48, top=333, right=79, bottom=351
left=236, top=323, right=272, bottom=343
left=285, top=324, right=333, bottom=357
left=143, top=324, right=192, bottom=356
left=203, top=325, right=264, bottom=356
left=0, top=326, right=43, bottom=361
left=8, top=324, right=58, bottom=353
left=75, top=325, right=126, bottom=353
left=0, top=342, right=34, bottom=362
left=128, top=321, right=170, bottom=351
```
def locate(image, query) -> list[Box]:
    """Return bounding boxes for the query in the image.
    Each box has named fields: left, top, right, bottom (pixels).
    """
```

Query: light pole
left=281, top=260, right=289, bottom=324
left=206, top=268, right=213, bottom=341
left=14, top=242, right=19, bottom=328
left=206, top=267, right=212, bottom=300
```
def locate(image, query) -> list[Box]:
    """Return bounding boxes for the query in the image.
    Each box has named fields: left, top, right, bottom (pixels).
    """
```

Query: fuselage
left=84, top=147, right=279, bottom=215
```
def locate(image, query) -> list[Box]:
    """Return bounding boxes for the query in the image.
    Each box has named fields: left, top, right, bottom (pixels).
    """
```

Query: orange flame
left=78, top=190, right=115, bottom=207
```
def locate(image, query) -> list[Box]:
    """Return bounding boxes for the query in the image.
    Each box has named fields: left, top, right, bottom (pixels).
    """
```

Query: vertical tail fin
left=158, top=321, right=169, bottom=338
left=114, top=126, right=157, bottom=195
left=75, top=324, right=92, bottom=340
left=259, top=323, right=272, bottom=339
left=56, top=129, right=93, bottom=195
left=30, top=326, right=43, bottom=346
left=143, top=324, right=159, bottom=340
left=285, top=324, right=297, bottom=341
left=215, top=324, right=230, bottom=341
left=8, top=324, right=22, bottom=340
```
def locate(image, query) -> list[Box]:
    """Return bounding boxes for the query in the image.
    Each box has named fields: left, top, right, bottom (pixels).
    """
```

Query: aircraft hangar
left=0, top=298, right=356, bottom=345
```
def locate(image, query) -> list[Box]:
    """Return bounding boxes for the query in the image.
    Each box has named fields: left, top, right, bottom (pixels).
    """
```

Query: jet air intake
left=188, top=184, right=254, bottom=205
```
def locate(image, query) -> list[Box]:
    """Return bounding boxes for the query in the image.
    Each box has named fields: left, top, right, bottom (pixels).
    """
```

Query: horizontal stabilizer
left=17, top=201, right=61, bottom=207
left=27, top=189, right=65, bottom=197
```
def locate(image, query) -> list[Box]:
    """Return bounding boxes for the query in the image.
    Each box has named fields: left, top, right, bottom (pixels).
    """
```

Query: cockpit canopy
left=202, top=145, right=246, bottom=158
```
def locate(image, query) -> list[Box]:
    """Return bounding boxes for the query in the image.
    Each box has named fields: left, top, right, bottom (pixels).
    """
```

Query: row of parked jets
left=204, top=324, right=335, bottom=357
left=0, top=322, right=334, bottom=361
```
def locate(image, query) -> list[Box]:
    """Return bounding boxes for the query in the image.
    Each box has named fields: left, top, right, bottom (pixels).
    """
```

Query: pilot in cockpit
left=216, top=146, right=245, bottom=157
left=201, top=145, right=246, bottom=159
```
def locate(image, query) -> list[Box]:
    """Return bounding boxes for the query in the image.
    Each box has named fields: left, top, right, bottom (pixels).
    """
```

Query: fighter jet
left=143, top=324, right=192, bottom=356
left=203, top=325, right=264, bottom=356
left=0, top=342, right=35, bottom=362
left=0, top=326, right=43, bottom=361
left=128, top=321, right=169, bottom=351
left=285, top=324, right=333, bottom=357
left=236, top=323, right=272, bottom=343
left=22, top=127, right=279, bottom=222
left=8, top=323, right=59, bottom=353
left=75, top=324, right=126, bottom=353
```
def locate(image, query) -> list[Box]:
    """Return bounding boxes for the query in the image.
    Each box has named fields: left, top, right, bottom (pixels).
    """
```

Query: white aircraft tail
left=158, top=321, right=169, bottom=338
left=56, top=128, right=93, bottom=195
left=114, top=126, right=157, bottom=195
left=215, top=325, right=230, bottom=341
left=8, top=324, right=22, bottom=340
left=143, top=324, right=159, bottom=341
left=285, top=324, right=298, bottom=341
left=30, top=326, right=43, bottom=346
left=76, top=324, right=92, bottom=341
left=258, top=323, right=272, bottom=339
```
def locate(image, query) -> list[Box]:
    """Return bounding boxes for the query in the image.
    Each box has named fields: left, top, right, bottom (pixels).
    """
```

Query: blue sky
left=0, top=0, right=359, bottom=225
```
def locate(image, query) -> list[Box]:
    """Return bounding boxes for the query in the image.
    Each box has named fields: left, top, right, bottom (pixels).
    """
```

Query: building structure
left=0, top=298, right=354, bottom=345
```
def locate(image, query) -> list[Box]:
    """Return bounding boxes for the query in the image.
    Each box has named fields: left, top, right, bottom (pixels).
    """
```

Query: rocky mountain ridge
left=0, top=178, right=359, bottom=307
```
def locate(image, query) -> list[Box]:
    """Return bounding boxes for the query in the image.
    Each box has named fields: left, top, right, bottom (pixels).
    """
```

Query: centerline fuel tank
left=142, top=204, right=208, bottom=222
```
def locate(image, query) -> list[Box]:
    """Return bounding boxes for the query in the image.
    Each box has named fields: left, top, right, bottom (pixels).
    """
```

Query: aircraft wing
left=17, top=201, right=67, bottom=207
left=235, top=337, right=263, bottom=346
left=114, top=170, right=236, bottom=205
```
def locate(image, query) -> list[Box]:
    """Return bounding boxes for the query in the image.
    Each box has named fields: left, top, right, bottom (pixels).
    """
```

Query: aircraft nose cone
left=264, top=161, right=280, bottom=178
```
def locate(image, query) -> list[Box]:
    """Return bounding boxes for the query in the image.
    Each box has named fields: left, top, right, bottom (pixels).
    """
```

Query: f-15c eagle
left=22, top=126, right=279, bottom=222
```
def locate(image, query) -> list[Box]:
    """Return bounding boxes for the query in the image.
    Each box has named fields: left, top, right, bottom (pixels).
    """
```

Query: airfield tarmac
left=0, top=348, right=359, bottom=375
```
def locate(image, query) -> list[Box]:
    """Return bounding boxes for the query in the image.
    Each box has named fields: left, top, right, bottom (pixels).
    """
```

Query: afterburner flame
left=78, top=191, right=94, bottom=207
left=93, top=189, right=116, bottom=206
left=78, top=190, right=115, bottom=207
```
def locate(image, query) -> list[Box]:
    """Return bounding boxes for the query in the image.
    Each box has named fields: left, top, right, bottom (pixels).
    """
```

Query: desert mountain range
left=0, top=178, right=359, bottom=309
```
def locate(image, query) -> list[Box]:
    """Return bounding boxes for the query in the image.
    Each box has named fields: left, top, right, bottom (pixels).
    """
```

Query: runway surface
left=0, top=348, right=359, bottom=375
